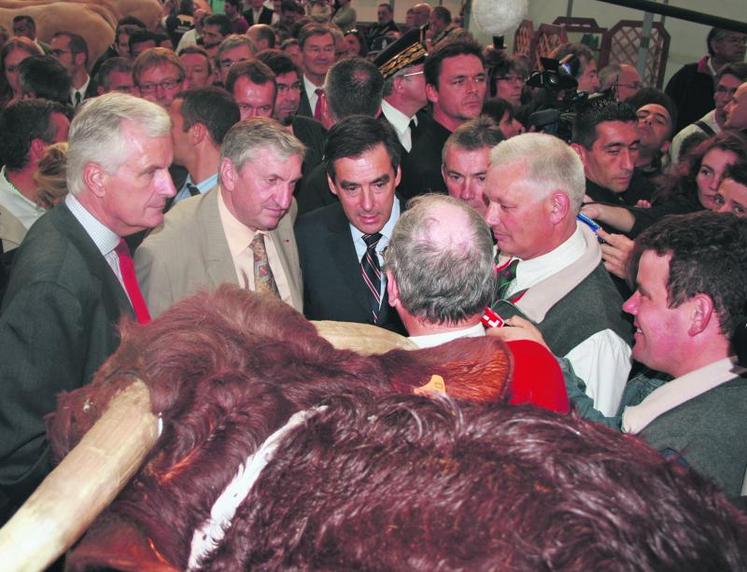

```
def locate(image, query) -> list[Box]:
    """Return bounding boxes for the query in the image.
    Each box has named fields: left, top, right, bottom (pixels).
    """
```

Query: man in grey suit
left=136, top=118, right=305, bottom=317
left=0, top=93, right=175, bottom=523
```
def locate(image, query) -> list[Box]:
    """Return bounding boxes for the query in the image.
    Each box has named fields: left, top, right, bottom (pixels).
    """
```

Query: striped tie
left=361, top=232, right=382, bottom=322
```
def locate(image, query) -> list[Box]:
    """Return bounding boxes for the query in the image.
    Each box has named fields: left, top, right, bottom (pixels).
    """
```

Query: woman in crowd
left=0, top=37, right=42, bottom=107
left=343, top=28, right=367, bottom=59
left=481, top=98, right=525, bottom=139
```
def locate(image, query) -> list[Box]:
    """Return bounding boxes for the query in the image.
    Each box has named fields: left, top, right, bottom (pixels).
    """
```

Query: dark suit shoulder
left=295, top=201, right=344, bottom=235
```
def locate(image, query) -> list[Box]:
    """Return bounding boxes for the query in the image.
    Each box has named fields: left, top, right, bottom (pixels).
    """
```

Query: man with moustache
left=399, top=39, right=487, bottom=200
left=295, top=116, right=406, bottom=334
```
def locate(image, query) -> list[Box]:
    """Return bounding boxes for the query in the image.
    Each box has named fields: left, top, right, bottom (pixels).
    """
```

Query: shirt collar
left=217, top=186, right=262, bottom=259
left=64, top=193, right=120, bottom=255
left=381, top=100, right=414, bottom=135
left=186, top=172, right=219, bottom=193
left=513, top=223, right=586, bottom=291
left=349, top=197, right=401, bottom=249
left=409, top=323, right=485, bottom=348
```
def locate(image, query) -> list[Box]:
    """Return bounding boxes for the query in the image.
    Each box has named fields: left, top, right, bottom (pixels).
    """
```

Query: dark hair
left=18, top=55, right=72, bottom=105
left=571, top=100, right=637, bottom=148
left=94, top=57, right=133, bottom=91
left=444, top=115, right=503, bottom=159
left=0, top=99, right=69, bottom=170
left=717, top=62, right=747, bottom=83
left=481, top=98, right=516, bottom=124
left=424, top=38, right=484, bottom=88
left=631, top=211, right=747, bottom=337
left=707, top=27, right=729, bottom=57
left=128, top=29, right=160, bottom=55
left=484, top=47, right=526, bottom=98
left=298, top=23, right=334, bottom=49
left=657, top=131, right=747, bottom=204
left=51, top=31, right=89, bottom=65
left=431, top=5, right=451, bottom=25
left=225, top=59, right=276, bottom=96
left=12, top=15, right=35, bottom=33
left=116, top=16, right=147, bottom=31
left=723, top=159, right=747, bottom=188
left=203, top=14, right=232, bottom=36
left=325, top=57, right=383, bottom=120
left=324, top=115, right=401, bottom=181
left=626, top=86, right=678, bottom=137
left=225, top=0, right=241, bottom=8
left=175, top=86, right=240, bottom=145
left=256, top=48, right=299, bottom=76
left=344, top=29, right=368, bottom=58
left=0, top=37, right=43, bottom=102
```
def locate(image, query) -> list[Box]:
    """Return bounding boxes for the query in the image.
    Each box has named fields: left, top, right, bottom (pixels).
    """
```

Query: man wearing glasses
left=216, top=35, right=254, bottom=85
left=133, top=47, right=185, bottom=108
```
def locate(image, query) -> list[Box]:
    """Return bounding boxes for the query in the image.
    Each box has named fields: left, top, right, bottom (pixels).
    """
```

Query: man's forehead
left=637, top=103, right=671, bottom=123
left=277, top=70, right=299, bottom=83
left=305, top=33, right=334, bottom=47
left=446, top=144, right=490, bottom=167
left=594, top=121, right=638, bottom=145
left=140, top=63, right=182, bottom=80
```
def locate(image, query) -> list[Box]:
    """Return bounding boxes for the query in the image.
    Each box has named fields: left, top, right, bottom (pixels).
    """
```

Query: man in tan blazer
left=136, top=118, right=305, bottom=317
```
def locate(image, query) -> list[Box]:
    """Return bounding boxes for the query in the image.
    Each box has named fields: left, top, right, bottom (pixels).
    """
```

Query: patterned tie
left=314, top=88, right=324, bottom=121
left=115, top=239, right=151, bottom=324
left=361, top=233, right=382, bottom=321
left=249, top=234, right=279, bottom=297
left=74, top=91, right=82, bottom=107
left=495, top=258, right=519, bottom=301
left=186, top=182, right=200, bottom=197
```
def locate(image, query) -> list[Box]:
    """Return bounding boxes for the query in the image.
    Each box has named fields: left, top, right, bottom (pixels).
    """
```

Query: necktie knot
left=495, top=258, right=519, bottom=301
left=362, top=232, right=382, bottom=250
left=186, top=182, right=200, bottom=197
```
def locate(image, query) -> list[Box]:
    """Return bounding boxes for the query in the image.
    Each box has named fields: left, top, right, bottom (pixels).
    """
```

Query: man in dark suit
left=295, top=116, right=405, bottom=334
left=0, top=93, right=176, bottom=524
left=297, top=23, right=336, bottom=119
left=243, top=0, right=274, bottom=25
left=49, top=31, right=95, bottom=108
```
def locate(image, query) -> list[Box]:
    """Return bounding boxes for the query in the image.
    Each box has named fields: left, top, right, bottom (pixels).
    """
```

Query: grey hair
left=220, top=117, right=306, bottom=175
left=489, top=132, right=586, bottom=213
left=218, top=34, right=255, bottom=58
left=385, top=194, right=496, bottom=326
left=67, top=92, right=171, bottom=195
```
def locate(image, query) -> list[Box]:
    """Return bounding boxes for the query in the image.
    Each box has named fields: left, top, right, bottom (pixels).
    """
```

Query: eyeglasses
left=220, top=57, right=250, bottom=70
left=139, top=79, right=182, bottom=93
left=401, top=70, right=424, bottom=78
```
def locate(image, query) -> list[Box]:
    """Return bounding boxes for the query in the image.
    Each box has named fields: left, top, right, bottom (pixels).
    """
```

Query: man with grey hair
left=385, top=194, right=496, bottom=347
left=598, top=62, right=641, bottom=102
left=0, top=93, right=175, bottom=523
left=484, top=132, right=631, bottom=416
left=136, top=118, right=305, bottom=317
left=216, top=34, right=255, bottom=85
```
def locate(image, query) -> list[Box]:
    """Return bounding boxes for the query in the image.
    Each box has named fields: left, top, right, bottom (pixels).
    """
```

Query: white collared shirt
left=381, top=100, right=417, bottom=152
left=409, top=323, right=485, bottom=349
left=303, top=74, right=323, bottom=113
left=0, top=166, right=46, bottom=230
left=510, top=223, right=632, bottom=416
left=70, top=74, right=91, bottom=106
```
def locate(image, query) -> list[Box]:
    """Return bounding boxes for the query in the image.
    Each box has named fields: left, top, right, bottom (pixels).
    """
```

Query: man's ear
left=548, top=191, right=571, bottom=224
left=326, top=173, right=338, bottom=196
left=688, top=294, right=715, bottom=336
left=74, top=52, right=86, bottom=68
left=385, top=269, right=399, bottom=307
left=570, top=142, right=586, bottom=164
left=29, top=138, right=46, bottom=163
left=425, top=82, right=438, bottom=105
left=189, top=122, right=207, bottom=145
left=83, top=162, right=106, bottom=197
left=661, top=140, right=671, bottom=155
left=219, top=157, right=237, bottom=192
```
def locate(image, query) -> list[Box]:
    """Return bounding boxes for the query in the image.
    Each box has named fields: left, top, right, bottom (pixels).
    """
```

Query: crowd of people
left=0, top=1, right=746, bottom=564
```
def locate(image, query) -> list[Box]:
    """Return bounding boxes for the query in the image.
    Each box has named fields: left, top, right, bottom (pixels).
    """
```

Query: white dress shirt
left=381, top=100, right=417, bottom=152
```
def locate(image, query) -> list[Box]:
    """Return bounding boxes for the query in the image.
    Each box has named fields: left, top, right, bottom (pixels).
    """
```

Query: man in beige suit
left=135, top=118, right=305, bottom=317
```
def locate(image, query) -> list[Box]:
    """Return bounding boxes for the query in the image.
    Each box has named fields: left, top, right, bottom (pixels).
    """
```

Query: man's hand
left=598, top=229, right=634, bottom=280
left=486, top=315, right=549, bottom=349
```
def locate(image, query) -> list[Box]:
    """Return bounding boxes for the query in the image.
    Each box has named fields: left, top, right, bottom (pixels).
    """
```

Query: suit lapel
left=196, top=189, right=240, bottom=288
left=53, top=204, right=133, bottom=319
left=298, top=88, right=313, bottom=118
left=326, top=205, right=372, bottom=316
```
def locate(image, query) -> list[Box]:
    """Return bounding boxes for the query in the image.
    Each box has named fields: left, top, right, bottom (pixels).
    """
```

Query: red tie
left=314, top=87, right=324, bottom=121
left=115, top=239, right=151, bottom=324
